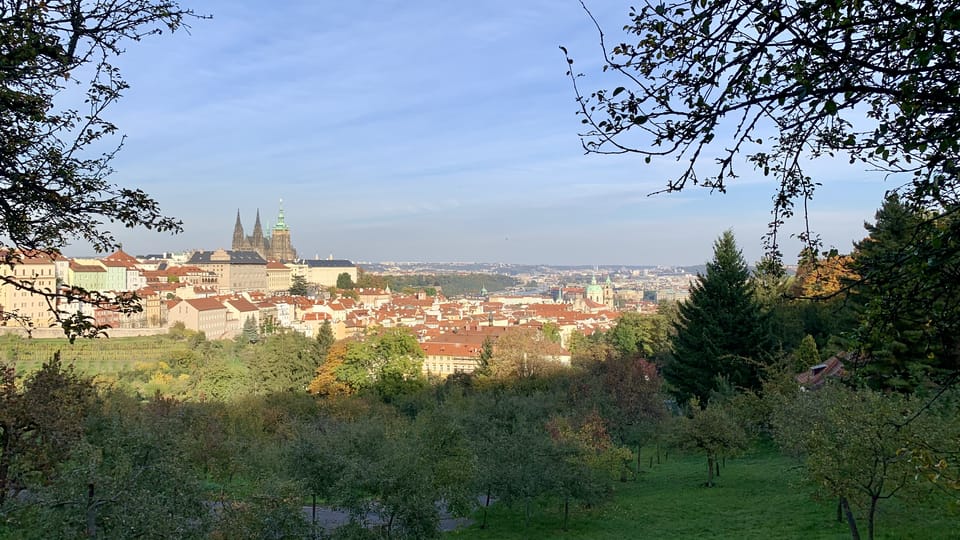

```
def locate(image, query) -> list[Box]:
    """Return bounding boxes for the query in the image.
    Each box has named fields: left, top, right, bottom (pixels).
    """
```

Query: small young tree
left=316, top=319, right=335, bottom=359
left=241, top=316, right=259, bottom=344
left=672, top=399, right=749, bottom=487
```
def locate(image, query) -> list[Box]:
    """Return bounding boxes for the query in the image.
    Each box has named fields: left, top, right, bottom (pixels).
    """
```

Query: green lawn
left=449, top=447, right=957, bottom=539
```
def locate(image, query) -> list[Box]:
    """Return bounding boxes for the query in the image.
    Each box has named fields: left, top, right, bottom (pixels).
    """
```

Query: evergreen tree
left=241, top=316, right=259, bottom=344
left=794, top=334, right=821, bottom=373
left=476, top=336, right=494, bottom=376
left=316, top=319, right=335, bottom=360
left=289, top=274, right=309, bottom=296
left=664, top=231, right=771, bottom=405
left=850, top=194, right=960, bottom=390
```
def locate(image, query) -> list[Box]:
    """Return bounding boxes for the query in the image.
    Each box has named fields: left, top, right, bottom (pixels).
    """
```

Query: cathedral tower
left=270, top=199, right=297, bottom=262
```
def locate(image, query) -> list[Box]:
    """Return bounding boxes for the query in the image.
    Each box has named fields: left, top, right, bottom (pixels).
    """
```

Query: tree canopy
left=0, top=1, right=201, bottom=338
left=565, top=0, right=960, bottom=255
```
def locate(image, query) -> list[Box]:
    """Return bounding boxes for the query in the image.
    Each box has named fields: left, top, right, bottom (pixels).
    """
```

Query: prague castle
left=232, top=201, right=297, bottom=262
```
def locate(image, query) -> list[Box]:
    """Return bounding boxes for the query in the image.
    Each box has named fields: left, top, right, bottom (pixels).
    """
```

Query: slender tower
left=232, top=209, right=245, bottom=250
left=251, top=209, right=266, bottom=256
left=270, top=199, right=297, bottom=262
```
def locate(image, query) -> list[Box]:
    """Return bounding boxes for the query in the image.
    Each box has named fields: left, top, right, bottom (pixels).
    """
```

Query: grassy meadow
left=450, top=446, right=957, bottom=540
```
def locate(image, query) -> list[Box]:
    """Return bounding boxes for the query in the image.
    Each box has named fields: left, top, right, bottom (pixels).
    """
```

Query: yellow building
left=302, top=259, right=358, bottom=288
left=0, top=251, right=59, bottom=329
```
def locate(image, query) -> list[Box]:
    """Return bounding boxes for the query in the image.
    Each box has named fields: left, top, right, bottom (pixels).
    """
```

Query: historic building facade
left=232, top=200, right=297, bottom=262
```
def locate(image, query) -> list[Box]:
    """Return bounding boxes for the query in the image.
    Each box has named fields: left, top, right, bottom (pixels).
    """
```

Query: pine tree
left=289, top=274, right=309, bottom=296
left=851, top=195, right=960, bottom=390
left=316, top=319, right=335, bottom=360
left=242, top=316, right=259, bottom=344
left=664, top=231, right=772, bottom=405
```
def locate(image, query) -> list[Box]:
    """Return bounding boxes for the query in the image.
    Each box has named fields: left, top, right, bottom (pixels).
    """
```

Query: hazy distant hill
left=382, top=273, right=519, bottom=297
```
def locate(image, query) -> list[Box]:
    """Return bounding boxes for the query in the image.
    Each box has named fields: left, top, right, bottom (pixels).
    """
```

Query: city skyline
left=72, top=1, right=894, bottom=266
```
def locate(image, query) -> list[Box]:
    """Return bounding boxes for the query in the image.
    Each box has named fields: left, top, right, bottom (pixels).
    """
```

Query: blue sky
left=84, top=1, right=894, bottom=266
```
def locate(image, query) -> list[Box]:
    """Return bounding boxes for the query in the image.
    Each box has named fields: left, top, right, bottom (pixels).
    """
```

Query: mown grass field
left=449, top=446, right=957, bottom=539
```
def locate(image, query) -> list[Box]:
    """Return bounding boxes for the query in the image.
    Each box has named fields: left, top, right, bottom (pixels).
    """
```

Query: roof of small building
left=304, top=259, right=354, bottom=268
left=184, top=298, right=227, bottom=312
left=188, top=250, right=266, bottom=265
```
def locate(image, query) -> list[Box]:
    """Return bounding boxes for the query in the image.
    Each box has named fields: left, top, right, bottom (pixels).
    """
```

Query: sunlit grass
left=449, top=445, right=957, bottom=539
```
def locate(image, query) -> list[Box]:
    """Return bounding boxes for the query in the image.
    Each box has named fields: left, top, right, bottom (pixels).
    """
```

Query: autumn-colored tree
left=597, top=357, right=667, bottom=475
left=791, top=251, right=858, bottom=298
left=307, top=329, right=424, bottom=398
left=490, top=327, right=566, bottom=379
left=307, top=340, right=353, bottom=396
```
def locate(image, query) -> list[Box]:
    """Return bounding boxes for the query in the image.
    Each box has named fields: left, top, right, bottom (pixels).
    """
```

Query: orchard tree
left=0, top=354, right=94, bottom=505
left=771, top=383, right=954, bottom=540
left=664, top=231, right=772, bottom=404
left=673, top=398, right=749, bottom=487
left=0, top=1, right=202, bottom=339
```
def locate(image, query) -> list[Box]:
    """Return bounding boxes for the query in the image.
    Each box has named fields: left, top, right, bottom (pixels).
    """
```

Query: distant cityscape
left=0, top=205, right=791, bottom=377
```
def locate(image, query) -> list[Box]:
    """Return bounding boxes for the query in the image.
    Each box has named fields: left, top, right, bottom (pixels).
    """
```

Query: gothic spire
left=232, top=209, right=245, bottom=249
left=252, top=209, right=264, bottom=242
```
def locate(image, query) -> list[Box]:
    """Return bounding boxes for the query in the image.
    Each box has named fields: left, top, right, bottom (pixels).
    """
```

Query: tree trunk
left=86, top=483, right=96, bottom=538
left=715, top=458, right=720, bottom=478
left=481, top=486, right=491, bottom=529
left=657, top=442, right=661, bottom=464
left=837, top=498, right=842, bottom=523
left=868, top=495, right=879, bottom=540
left=707, top=456, right=715, bottom=487
left=840, top=496, right=860, bottom=540
left=636, top=443, right=642, bottom=476
left=563, top=496, right=570, bottom=531
left=312, top=494, right=317, bottom=525
left=0, top=426, right=11, bottom=506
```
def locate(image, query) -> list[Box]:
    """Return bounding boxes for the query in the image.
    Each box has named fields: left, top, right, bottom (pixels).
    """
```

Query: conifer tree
left=664, top=231, right=771, bottom=405
left=316, top=319, right=335, bottom=360
left=851, top=195, right=960, bottom=390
